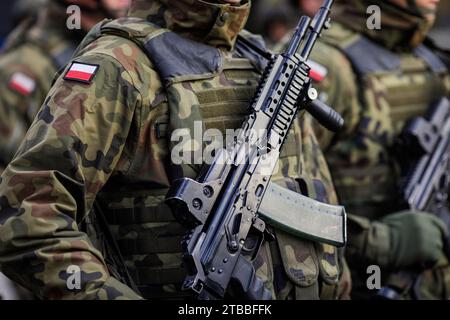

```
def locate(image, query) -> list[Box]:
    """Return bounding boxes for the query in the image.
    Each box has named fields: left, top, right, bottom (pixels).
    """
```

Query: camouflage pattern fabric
left=0, top=9, right=80, bottom=173
left=299, top=0, right=450, bottom=299
left=0, top=0, right=342, bottom=300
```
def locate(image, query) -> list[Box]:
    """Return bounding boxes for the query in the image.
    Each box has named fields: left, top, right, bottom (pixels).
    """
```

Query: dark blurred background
left=0, top=0, right=449, bottom=48
left=0, top=0, right=48, bottom=48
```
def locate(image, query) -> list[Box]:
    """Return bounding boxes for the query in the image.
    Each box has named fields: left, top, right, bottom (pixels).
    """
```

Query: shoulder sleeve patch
left=9, top=72, right=36, bottom=96
left=308, top=60, right=328, bottom=82
left=64, top=62, right=99, bottom=84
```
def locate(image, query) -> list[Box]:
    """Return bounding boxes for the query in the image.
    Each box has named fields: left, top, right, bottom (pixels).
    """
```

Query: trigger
left=242, top=218, right=275, bottom=260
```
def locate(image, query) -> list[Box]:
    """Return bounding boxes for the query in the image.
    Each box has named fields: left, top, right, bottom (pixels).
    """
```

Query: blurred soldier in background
left=0, top=0, right=348, bottom=300
left=10, top=0, right=48, bottom=29
left=261, top=0, right=323, bottom=48
left=247, top=0, right=293, bottom=36
left=0, top=0, right=130, bottom=173
left=0, top=0, right=130, bottom=300
left=303, top=0, right=450, bottom=299
left=289, top=0, right=322, bottom=16
left=429, top=0, right=450, bottom=50
left=263, top=6, right=292, bottom=47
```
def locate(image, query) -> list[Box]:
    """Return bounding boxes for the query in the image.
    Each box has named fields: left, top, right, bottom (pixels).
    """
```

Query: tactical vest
left=77, top=17, right=340, bottom=300
left=322, top=31, right=450, bottom=218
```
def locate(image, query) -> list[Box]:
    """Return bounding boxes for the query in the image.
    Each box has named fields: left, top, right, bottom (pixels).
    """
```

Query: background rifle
left=402, top=97, right=450, bottom=250
left=379, top=97, right=450, bottom=300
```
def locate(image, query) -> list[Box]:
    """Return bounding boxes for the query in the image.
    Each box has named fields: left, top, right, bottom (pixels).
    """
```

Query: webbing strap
left=143, top=30, right=222, bottom=85
left=132, top=266, right=186, bottom=285
left=414, top=45, right=448, bottom=74
left=96, top=18, right=269, bottom=87
left=340, top=35, right=447, bottom=76
left=118, top=237, right=183, bottom=254
left=106, top=205, right=175, bottom=225
left=195, top=86, right=256, bottom=105
left=343, top=36, right=401, bottom=75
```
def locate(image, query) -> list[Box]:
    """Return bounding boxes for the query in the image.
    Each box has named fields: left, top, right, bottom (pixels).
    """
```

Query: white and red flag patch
left=64, top=62, right=99, bottom=84
left=9, top=72, right=36, bottom=96
left=308, top=60, right=328, bottom=82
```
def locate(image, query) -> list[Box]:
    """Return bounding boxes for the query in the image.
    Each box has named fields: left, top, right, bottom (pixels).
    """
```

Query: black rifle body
left=402, top=97, right=450, bottom=251
left=379, top=97, right=450, bottom=300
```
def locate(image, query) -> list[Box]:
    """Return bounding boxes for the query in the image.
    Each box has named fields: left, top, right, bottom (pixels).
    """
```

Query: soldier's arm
left=0, top=45, right=57, bottom=172
left=0, top=64, right=37, bottom=170
left=309, top=42, right=361, bottom=150
left=0, top=53, right=145, bottom=300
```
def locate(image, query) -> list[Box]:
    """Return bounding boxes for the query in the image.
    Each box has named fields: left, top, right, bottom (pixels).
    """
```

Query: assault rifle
left=165, top=0, right=346, bottom=300
left=378, top=97, right=450, bottom=300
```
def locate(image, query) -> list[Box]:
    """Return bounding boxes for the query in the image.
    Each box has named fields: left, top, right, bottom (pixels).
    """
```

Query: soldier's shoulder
left=74, top=33, right=160, bottom=94
left=313, top=22, right=359, bottom=66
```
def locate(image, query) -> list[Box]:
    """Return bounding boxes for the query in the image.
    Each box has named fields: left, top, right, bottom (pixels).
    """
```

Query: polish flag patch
left=9, top=72, right=36, bottom=96
left=308, top=60, right=328, bottom=82
left=64, top=62, right=99, bottom=84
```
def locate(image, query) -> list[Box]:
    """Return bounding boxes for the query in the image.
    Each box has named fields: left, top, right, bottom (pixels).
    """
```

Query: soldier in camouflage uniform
left=0, top=0, right=130, bottom=173
left=0, top=0, right=347, bottom=300
left=0, top=0, right=130, bottom=300
left=303, top=0, right=450, bottom=299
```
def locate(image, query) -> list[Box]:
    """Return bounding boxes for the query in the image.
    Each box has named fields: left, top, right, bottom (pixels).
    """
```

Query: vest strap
left=106, top=205, right=175, bottom=225
left=340, top=35, right=446, bottom=76
left=132, top=266, right=186, bottom=285
left=143, top=30, right=222, bottom=85
left=118, top=237, right=183, bottom=255
left=235, top=32, right=269, bottom=72
left=414, top=45, right=448, bottom=74
left=343, top=36, right=401, bottom=75
left=96, top=18, right=268, bottom=86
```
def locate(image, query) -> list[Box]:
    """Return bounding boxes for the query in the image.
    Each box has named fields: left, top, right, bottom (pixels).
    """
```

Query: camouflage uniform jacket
left=308, top=19, right=450, bottom=298
left=0, top=0, right=342, bottom=300
left=0, top=15, right=78, bottom=171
